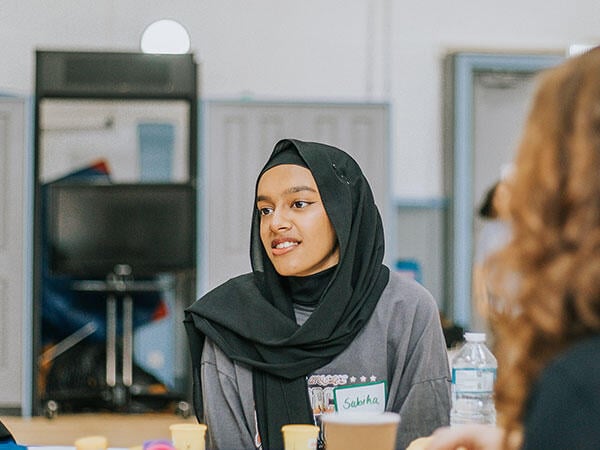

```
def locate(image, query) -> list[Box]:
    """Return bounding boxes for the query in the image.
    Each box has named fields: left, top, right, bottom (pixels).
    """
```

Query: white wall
left=1, top=0, right=599, bottom=199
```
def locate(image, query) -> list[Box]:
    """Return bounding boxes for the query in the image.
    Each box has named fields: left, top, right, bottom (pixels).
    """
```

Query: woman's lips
left=271, top=239, right=299, bottom=256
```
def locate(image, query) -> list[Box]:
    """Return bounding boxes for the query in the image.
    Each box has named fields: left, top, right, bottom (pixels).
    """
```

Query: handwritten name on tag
left=333, top=381, right=386, bottom=413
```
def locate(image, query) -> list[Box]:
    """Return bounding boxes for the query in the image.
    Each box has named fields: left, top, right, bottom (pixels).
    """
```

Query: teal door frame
left=450, top=52, right=564, bottom=328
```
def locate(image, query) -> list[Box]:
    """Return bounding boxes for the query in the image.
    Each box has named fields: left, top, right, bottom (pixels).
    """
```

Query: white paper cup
left=321, top=412, right=400, bottom=450
left=281, top=424, right=320, bottom=450
left=169, top=423, right=207, bottom=450
left=74, top=435, right=108, bottom=450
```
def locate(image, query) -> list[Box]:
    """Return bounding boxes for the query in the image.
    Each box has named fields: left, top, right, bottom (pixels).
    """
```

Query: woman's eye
left=292, top=201, right=310, bottom=209
left=258, top=207, right=273, bottom=216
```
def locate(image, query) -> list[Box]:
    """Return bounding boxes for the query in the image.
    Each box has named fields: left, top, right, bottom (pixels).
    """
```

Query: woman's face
left=256, top=164, right=339, bottom=277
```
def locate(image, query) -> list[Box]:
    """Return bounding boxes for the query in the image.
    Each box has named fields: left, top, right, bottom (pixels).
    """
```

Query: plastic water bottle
left=450, top=332, right=497, bottom=425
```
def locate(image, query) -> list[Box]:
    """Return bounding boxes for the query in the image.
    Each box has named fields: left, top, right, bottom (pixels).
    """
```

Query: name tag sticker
left=333, top=381, right=387, bottom=413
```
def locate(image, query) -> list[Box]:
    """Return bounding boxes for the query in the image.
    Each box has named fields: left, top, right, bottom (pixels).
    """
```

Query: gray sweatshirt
left=200, top=271, right=451, bottom=450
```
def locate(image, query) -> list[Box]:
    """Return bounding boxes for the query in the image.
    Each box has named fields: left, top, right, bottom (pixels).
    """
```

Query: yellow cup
left=74, top=435, right=108, bottom=450
left=169, top=423, right=207, bottom=450
left=321, top=412, right=400, bottom=450
left=281, top=424, right=320, bottom=450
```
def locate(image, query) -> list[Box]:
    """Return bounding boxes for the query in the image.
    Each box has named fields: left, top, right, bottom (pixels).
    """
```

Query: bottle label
left=452, top=368, right=496, bottom=393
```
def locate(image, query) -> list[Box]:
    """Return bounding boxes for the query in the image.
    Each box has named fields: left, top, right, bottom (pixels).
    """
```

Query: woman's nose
left=269, top=207, right=292, bottom=231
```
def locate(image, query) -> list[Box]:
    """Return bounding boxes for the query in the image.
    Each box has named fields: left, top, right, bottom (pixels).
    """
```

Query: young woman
left=426, top=48, right=600, bottom=450
left=185, top=139, right=450, bottom=450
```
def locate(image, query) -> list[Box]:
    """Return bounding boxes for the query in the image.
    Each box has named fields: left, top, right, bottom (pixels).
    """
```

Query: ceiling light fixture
left=140, top=19, right=191, bottom=54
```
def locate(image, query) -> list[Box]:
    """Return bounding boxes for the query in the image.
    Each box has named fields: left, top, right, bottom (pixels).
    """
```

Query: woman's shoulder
left=200, top=272, right=256, bottom=298
left=523, top=335, right=600, bottom=447
left=385, top=270, right=437, bottom=300
left=188, top=273, right=256, bottom=314
left=378, top=270, right=439, bottom=317
left=534, top=334, right=600, bottom=405
left=545, top=334, right=600, bottom=378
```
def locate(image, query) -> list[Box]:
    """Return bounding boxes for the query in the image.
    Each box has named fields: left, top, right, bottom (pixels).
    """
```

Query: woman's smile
left=271, top=238, right=300, bottom=255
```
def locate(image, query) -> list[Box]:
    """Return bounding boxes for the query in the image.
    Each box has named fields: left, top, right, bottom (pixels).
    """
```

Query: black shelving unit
left=32, top=50, right=198, bottom=417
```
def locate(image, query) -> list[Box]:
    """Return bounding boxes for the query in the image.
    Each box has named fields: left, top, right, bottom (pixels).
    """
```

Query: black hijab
left=185, top=139, right=390, bottom=449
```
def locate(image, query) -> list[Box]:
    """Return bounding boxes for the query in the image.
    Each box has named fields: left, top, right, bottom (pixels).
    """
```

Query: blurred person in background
left=471, top=175, right=512, bottom=334
left=427, top=47, right=600, bottom=450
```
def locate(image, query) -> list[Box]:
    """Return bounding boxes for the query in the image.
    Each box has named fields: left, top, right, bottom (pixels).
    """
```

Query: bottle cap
left=464, top=332, right=486, bottom=342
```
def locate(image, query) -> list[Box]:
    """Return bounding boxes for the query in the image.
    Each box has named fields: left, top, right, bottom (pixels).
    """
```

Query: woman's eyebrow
left=286, top=185, right=317, bottom=194
left=256, top=185, right=317, bottom=202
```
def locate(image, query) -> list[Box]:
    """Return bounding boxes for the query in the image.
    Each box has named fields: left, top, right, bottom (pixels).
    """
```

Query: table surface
left=2, top=413, right=195, bottom=447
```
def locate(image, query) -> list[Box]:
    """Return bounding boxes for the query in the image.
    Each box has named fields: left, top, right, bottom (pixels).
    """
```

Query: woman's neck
left=283, top=265, right=337, bottom=307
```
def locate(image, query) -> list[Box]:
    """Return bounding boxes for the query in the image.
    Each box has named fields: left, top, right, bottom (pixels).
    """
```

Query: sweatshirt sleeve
left=384, top=274, right=452, bottom=449
left=201, top=338, right=260, bottom=450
